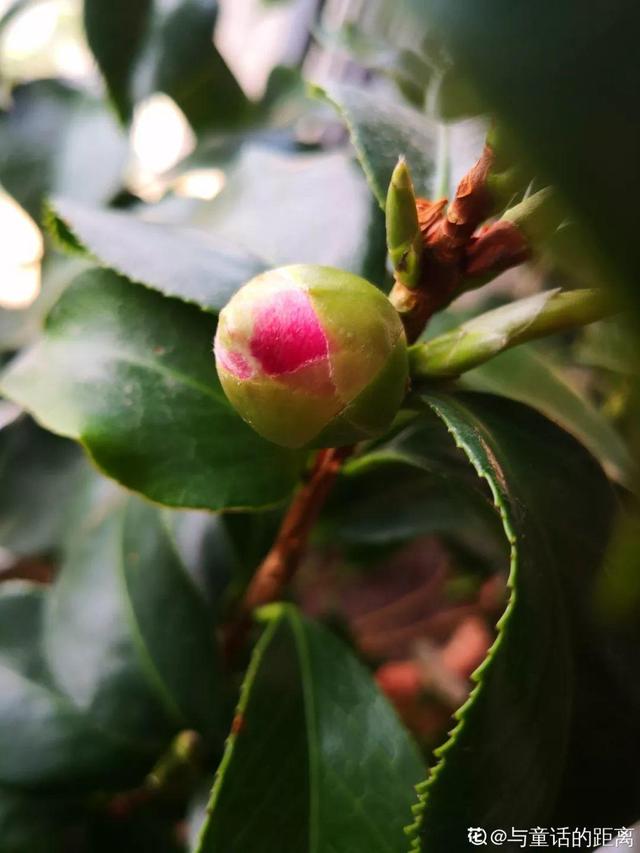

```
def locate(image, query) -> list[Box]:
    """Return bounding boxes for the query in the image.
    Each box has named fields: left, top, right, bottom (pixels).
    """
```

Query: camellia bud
left=214, top=264, right=409, bottom=449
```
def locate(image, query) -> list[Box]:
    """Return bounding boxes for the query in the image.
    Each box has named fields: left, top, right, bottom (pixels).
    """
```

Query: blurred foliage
left=0, top=0, right=638, bottom=850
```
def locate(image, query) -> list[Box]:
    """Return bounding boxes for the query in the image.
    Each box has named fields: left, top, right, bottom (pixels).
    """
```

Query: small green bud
left=214, top=265, right=409, bottom=449
left=386, top=157, right=423, bottom=289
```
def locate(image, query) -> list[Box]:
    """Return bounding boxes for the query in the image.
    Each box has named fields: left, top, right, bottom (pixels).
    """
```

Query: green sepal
left=315, top=337, right=409, bottom=446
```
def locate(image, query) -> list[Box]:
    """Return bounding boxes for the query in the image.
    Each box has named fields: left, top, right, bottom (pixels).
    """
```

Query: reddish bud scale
left=214, top=265, right=409, bottom=449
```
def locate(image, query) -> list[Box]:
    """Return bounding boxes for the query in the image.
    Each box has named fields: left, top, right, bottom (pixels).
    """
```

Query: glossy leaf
left=315, top=82, right=436, bottom=206
left=459, top=343, right=635, bottom=486
left=161, top=509, right=235, bottom=609
left=152, top=0, right=249, bottom=131
left=49, top=197, right=266, bottom=312
left=196, top=604, right=424, bottom=853
left=0, top=80, right=128, bottom=219
left=0, top=268, right=303, bottom=510
left=323, top=457, right=503, bottom=561
left=0, top=489, right=225, bottom=791
left=399, top=393, right=639, bottom=849
left=83, top=0, right=153, bottom=124
left=44, top=494, right=223, bottom=749
left=0, top=582, right=150, bottom=789
left=152, top=146, right=387, bottom=285
left=0, top=415, right=90, bottom=556
left=422, top=309, right=634, bottom=486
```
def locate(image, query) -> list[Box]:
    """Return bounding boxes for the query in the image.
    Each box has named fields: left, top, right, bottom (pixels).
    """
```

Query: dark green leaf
left=323, top=457, right=503, bottom=560
left=83, top=0, right=153, bottom=124
left=152, top=0, right=249, bottom=131
left=400, top=393, right=639, bottom=849
left=0, top=269, right=303, bottom=510
left=403, top=0, right=640, bottom=303
left=315, top=82, right=436, bottom=206
left=44, top=494, right=223, bottom=749
left=47, top=197, right=265, bottom=312
left=0, top=80, right=128, bottom=219
left=196, top=604, right=424, bottom=853
left=459, top=344, right=634, bottom=486
left=82, top=801, right=186, bottom=853
left=0, top=582, right=150, bottom=789
left=161, top=509, right=235, bottom=609
left=0, top=415, right=90, bottom=556
left=0, top=787, right=81, bottom=853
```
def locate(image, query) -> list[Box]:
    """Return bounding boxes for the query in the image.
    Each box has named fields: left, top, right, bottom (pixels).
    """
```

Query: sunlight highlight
left=0, top=192, right=43, bottom=310
left=173, top=168, right=226, bottom=200
left=1, top=1, right=60, bottom=59
left=131, top=94, right=195, bottom=175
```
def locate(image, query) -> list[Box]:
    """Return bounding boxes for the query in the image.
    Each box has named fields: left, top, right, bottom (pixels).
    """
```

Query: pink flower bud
left=214, top=265, right=409, bottom=448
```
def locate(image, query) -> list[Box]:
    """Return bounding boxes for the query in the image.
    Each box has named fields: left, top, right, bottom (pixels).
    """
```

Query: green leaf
left=0, top=787, right=80, bottom=853
left=0, top=268, right=303, bottom=510
left=421, top=309, right=634, bottom=486
left=156, top=146, right=387, bottom=284
left=403, top=0, right=640, bottom=301
left=48, top=197, right=266, bottom=312
left=399, top=392, right=639, bottom=849
left=152, top=0, right=249, bottom=131
left=0, top=582, right=150, bottom=789
left=44, top=494, right=223, bottom=748
left=0, top=489, right=225, bottom=791
left=313, top=26, right=432, bottom=109
left=83, top=0, right=153, bottom=124
left=409, top=289, right=613, bottom=380
left=82, top=802, right=187, bottom=853
left=323, top=457, right=503, bottom=559
left=161, top=508, right=235, bottom=610
left=196, top=604, right=424, bottom=853
left=0, top=414, right=91, bottom=556
left=315, top=82, right=436, bottom=206
left=459, top=343, right=635, bottom=486
left=0, top=80, right=128, bottom=219
left=574, top=317, right=639, bottom=375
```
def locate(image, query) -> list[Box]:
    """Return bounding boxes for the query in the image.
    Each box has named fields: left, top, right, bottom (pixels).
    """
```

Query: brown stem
left=244, top=446, right=351, bottom=610
left=224, top=445, right=353, bottom=658
left=390, top=144, right=503, bottom=340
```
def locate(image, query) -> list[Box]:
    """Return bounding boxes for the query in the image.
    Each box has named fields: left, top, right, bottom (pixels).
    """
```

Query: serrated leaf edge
left=43, top=200, right=220, bottom=316
left=310, top=83, right=387, bottom=208
left=405, top=395, right=518, bottom=851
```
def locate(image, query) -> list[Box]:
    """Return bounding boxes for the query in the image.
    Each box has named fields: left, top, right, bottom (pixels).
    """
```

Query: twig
left=388, top=144, right=545, bottom=342
left=244, top=446, right=352, bottom=609
left=224, top=445, right=353, bottom=659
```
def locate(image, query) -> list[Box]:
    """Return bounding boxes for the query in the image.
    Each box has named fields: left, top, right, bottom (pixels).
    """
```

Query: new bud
left=214, top=265, right=408, bottom=448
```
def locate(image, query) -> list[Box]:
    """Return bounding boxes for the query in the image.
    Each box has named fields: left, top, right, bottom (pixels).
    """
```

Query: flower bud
left=214, top=265, right=408, bottom=448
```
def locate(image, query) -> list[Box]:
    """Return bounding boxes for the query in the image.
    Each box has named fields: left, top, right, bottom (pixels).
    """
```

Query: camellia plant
left=0, top=1, right=639, bottom=852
